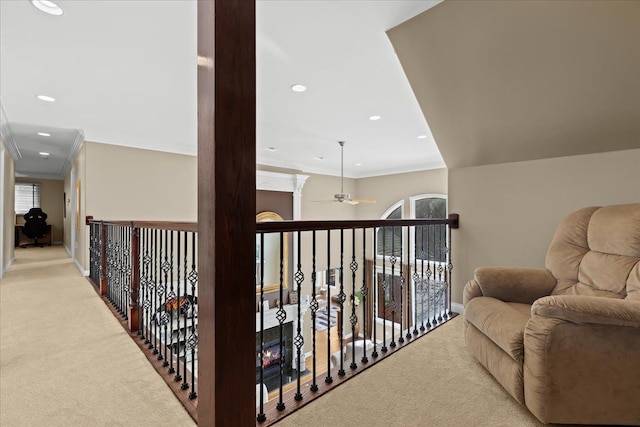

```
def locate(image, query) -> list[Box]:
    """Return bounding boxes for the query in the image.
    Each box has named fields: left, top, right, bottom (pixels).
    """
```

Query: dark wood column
left=197, top=0, right=256, bottom=426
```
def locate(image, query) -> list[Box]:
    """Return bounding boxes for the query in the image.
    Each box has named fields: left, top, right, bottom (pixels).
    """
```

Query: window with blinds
left=15, top=183, right=41, bottom=215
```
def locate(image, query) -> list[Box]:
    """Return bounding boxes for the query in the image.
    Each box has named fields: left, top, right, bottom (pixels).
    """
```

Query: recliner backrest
left=545, top=203, right=640, bottom=300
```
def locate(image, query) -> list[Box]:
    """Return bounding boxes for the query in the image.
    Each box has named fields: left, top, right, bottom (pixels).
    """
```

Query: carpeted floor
left=0, top=246, right=195, bottom=427
left=276, top=315, right=544, bottom=427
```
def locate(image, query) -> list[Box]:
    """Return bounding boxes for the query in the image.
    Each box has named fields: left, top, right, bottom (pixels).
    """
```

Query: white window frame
left=408, top=194, right=448, bottom=327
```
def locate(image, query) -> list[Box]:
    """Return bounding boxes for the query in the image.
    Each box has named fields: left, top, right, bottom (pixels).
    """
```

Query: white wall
left=448, top=148, right=640, bottom=304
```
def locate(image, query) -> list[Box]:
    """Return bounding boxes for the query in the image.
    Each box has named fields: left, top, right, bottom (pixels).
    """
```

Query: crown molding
left=0, top=100, right=21, bottom=160
left=61, top=130, right=85, bottom=178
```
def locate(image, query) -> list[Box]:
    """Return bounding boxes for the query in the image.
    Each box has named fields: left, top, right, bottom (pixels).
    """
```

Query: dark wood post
left=128, top=224, right=140, bottom=332
left=99, top=221, right=107, bottom=296
left=198, top=0, right=256, bottom=425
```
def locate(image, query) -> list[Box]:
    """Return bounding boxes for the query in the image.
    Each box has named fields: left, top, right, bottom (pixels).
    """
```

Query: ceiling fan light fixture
left=31, top=0, right=64, bottom=16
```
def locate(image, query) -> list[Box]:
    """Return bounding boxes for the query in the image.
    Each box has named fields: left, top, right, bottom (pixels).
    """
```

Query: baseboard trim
left=451, top=302, right=464, bottom=314
left=73, top=258, right=89, bottom=276
left=2, top=257, right=15, bottom=277
left=64, top=245, right=72, bottom=257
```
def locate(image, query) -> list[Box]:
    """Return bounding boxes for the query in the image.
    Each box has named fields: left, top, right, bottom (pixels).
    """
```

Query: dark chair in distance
left=21, top=208, right=49, bottom=248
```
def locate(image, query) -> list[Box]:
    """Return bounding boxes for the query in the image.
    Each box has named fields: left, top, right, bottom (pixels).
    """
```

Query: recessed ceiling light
left=355, top=163, right=362, bottom=166
left=31, top=0, right=64, bottom=16
left=38, top=152, right=50, bottom=157
left=368, top=115, right=381, bottom=121
left=36, top=95, right=56, bottom=102
left=417, top=135, right=427, bottom=139
left=267, top=147, right=277, bottom=152
left=38, top=132, right=51, bottom=137
left=291, top=84, right=307, bottom=92
left=316, top=156, right=324, bottom=160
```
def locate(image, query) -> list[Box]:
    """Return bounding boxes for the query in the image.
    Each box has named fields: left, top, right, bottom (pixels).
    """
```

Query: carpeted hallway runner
left=0, top=247, right=195, bottom=427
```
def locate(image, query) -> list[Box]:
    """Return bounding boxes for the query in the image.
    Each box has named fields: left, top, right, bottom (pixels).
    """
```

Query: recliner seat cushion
left=464, top=297, right=530, bottom=361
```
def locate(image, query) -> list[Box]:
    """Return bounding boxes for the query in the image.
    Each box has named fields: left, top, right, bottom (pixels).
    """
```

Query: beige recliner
left=463, top=203, right=640, bottom=425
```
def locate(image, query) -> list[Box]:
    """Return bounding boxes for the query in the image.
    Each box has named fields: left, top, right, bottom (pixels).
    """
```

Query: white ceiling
left=0, top=0, right=444, bottom=180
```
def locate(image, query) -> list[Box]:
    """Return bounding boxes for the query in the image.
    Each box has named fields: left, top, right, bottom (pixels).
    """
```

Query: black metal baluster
left=430, top=223, right=437, bottom=326
left=168, top=230, right=176, bottom=375
left=309, top=230, right=318, bottom=392
left=294, top=230, right=304, bottom=402
left=187, top=231, right=197, bottom=400
left=422, top=225, right=428, bottom=332
left=361, top=228, right=368, bottom=363
left=181, top=231, right=190, bottom=391
left=381, top=227, right=388, bottom=353
left=412, top=226, right=420, bottom=336
left=437, top=224, right=444, bottom=323
left=155, top=229, right=163, bottom=358
left=277, top=231, right=286, bottom=411
left=398, top=234, right=405, bottom=345
left=447, top=222, right=453, bottom=319
left=144, top=229, right=152, bottom=347
left=371, top=228, right=378, bottom=358
left=257, top=232, right=266, bottom=422
left=349, top=228, right=358, bottom=369
left=325, top=230, right=332, bottom=384
left=427, top=224, right=433, bottom=329
left=337, top=229, right=346, bottom=377
left=139, top=228, right=147, bottom=343
left=389, top=228, right=396, bottom=349
left=174, top=231, right=181, bottom=382
left=162, top=230, right=170, bottom=367
left=152, top=229, right=159, bottom=354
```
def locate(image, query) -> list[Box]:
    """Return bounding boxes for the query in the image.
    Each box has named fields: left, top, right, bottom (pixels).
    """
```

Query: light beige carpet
left=276, top=315, right=544, bottom=427
left=0, top=246, right=195, bottom=427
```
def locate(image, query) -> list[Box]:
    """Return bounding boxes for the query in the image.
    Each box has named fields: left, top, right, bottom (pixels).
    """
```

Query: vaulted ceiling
left=0, top=0, right=445, bottom=180
left=389, top=0, right=640, bottom=169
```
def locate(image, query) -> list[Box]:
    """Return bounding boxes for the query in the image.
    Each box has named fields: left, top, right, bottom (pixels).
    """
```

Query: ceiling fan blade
left=352, top=199, right=376, bottom=204
left=312, top=199, right=339, bottom=204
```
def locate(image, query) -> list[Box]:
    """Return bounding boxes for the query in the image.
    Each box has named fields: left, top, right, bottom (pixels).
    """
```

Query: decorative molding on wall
left=0, top=101, right=21, bottom=160
left=257, top=170, right=309, bottom=221
left=61, top=130, right=84, bottom=178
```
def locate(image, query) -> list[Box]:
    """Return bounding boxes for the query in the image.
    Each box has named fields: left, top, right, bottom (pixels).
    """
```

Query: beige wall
left=63, top=142, right=87, bottom=272
left=85, top=142, right=197, bottom=222
left=2, top=140, right=15, bottom=275
left=63, top=173, right=72, bottom=250
left=448, top=148, right=640, bottom=305
left=356, top=168, right=448, bottom=219
left=15, top=178, right=64, bottom=243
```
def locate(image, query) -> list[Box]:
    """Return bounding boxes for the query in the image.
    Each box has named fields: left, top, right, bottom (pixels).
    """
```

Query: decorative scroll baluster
left=337, top=229, right=346, bottom=377
left=447, top=220, right=454, bottom=319
left=381, top=227, right=388, bottom=354
left=325, top=230, right=333, bottom=385
left=437, top=224, right=444, bottom=323
left=168, top=230, right=176, bottom=375
left=349, top=228, right=358, bottom=370
left=257, top=232, right=266, bottom=422
left=309, top=230, right=318, bottom=392
left=276, top=231, right=286, bottom=411
left=294, top=230, right=304, bottom=402
left=413, top=226, right=420, bottom=336
left=181, top=231, right=190, bottom=391
left=187, top=231, right=197, bottom=400
left=360, top=228, right=368, bottom=364
left=174, top=231, right=181, bottom=382
left=153, top=229, right=160, bottom=356
left=161, top=230, right=170, bottom=367
left=398, top=238, right=405, bottom=345
left=371, top=229, right=378, bottom=359
left=390, top=229, right=396, bottom=349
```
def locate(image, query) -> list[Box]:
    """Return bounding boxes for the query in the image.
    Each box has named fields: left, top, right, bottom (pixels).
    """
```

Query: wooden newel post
left=128, top=223, right=140, bottom=333
left=99, top=221, right=107, bottom=296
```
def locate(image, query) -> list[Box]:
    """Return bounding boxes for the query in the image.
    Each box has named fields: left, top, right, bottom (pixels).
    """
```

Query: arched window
left=375, top=201, right=403, bottom=258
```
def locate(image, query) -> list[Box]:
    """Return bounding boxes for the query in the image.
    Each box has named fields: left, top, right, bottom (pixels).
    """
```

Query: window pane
left=15, top=183, right=41, bottom=215
left=414, top=197, right=446, bottom=262
left=376, top=205, right=402, bottom=257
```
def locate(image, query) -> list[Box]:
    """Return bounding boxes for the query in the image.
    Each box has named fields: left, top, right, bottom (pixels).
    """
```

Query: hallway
left=0, top=246, right=194, bottom=426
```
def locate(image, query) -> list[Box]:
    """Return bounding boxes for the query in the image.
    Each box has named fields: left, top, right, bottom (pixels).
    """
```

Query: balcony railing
left=87, top=214, right=458, bottom=425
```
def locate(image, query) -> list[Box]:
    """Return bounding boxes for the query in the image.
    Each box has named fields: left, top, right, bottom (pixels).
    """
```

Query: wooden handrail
left=86, top=214, right=460, bottom=234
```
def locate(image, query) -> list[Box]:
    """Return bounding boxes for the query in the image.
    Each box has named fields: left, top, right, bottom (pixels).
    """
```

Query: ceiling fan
left=314, top=141, right=376, bottom=205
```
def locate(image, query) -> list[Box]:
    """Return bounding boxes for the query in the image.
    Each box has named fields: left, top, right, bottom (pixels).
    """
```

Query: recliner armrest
left=532, top=295, right=640, bottom=328
left=474, top=267, right=556, bottom=304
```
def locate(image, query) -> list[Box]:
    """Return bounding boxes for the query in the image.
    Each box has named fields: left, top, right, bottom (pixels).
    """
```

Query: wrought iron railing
left=86, top=215, right=458, bottom=425
left=87, top=219, right=199, bottom=419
